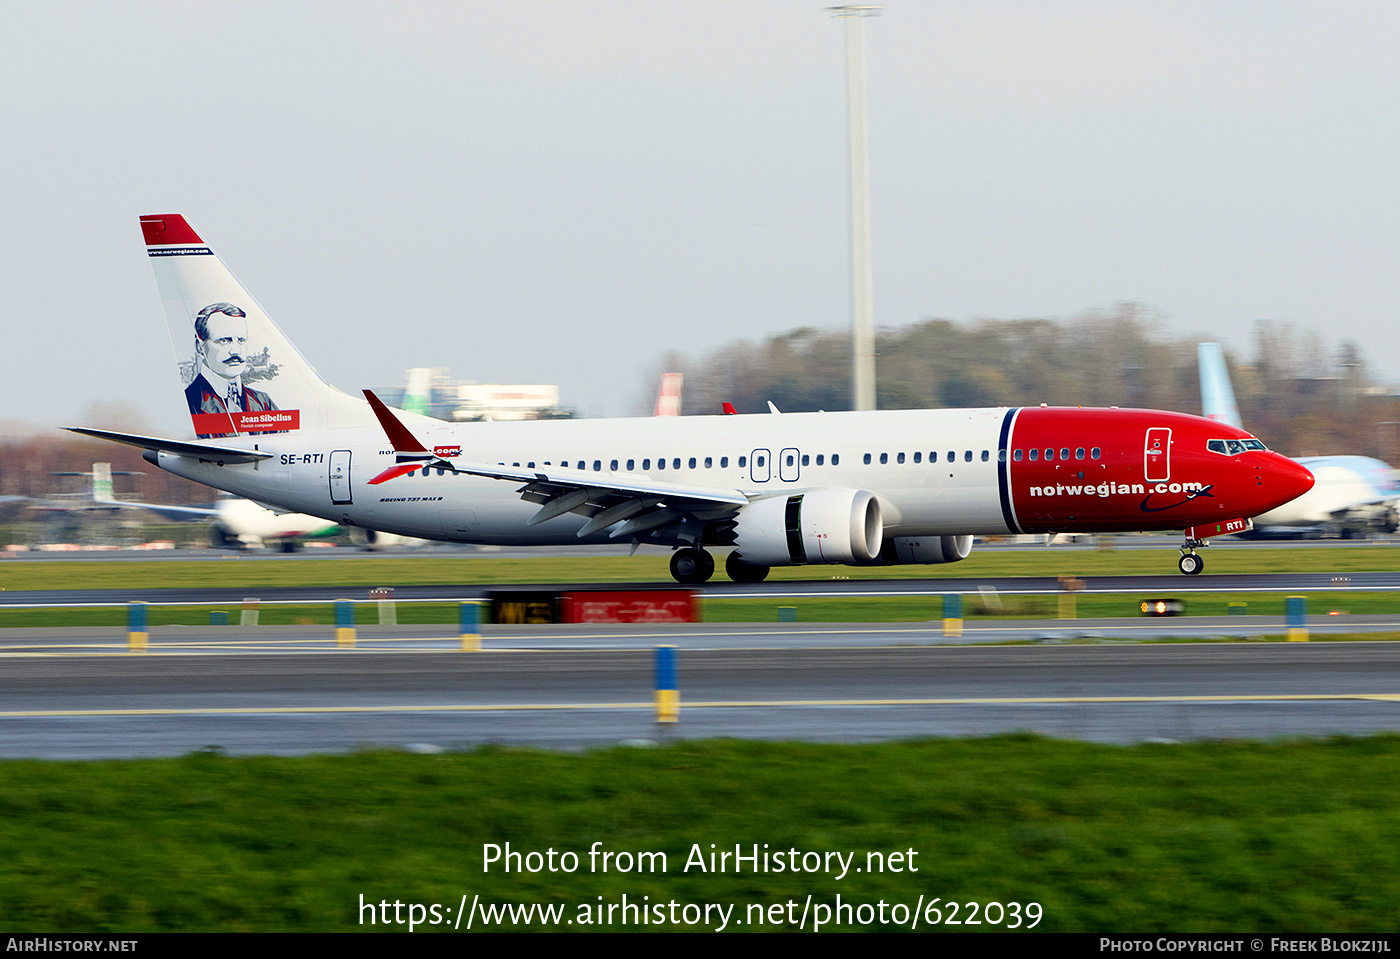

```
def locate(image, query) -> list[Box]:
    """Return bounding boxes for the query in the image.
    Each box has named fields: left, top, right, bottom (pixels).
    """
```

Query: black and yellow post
left=1058, top=575, right=1083, bottom=619
left=126, top=601, right=148, bottom=653
left=943, top=593, right=963, bottom=637
left=1287, top=595, right=1308, bottom=642
left=459, top=602, right=481, bottom=651
left=654, top=645, right=679, bottom=723
left=335, top=599, right=355, bottom=648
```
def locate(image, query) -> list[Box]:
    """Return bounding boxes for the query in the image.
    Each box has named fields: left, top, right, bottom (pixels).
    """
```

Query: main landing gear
left=668, top=548, right=772, bottom=584
left=669, top=547, right=715, bottom=584
left=1178, top=536, right=1206, bottom=575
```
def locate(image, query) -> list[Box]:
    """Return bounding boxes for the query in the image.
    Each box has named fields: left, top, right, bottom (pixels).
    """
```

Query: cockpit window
left=1208, top=438, right=1269, bottom=455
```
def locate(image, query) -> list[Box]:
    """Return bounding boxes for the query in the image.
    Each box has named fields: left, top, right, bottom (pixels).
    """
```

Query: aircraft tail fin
left=402, top=368, right=435, bottom=417
left=654, top=372, right=682, bottom=416
left=1197, top=342, right=1244, bottom=430
left=91, top=462, right=114, bottom=503
left=141, top=214, right=374, bottom=439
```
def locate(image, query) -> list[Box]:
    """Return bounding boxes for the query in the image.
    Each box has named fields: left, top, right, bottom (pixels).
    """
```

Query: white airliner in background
left=70, top=215, right=1314, bottom=580
left=1198, top=343, right=1399, bottom=538
left=76, top=461, right=341, bottom=550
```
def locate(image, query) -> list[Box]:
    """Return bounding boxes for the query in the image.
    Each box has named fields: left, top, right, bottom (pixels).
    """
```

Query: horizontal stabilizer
left=65, top=427, right=273, bottom=463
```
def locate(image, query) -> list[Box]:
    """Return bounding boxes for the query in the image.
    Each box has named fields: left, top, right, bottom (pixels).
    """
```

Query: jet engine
left=730, top=489, right=883, bottom=566
left=875, top=534, right=974, bottom=566
left=349, top=527, right=381, bottom=549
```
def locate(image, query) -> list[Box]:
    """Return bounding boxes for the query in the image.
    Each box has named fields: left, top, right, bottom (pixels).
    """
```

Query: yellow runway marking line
left=3, top=693, right=1398, bottom=718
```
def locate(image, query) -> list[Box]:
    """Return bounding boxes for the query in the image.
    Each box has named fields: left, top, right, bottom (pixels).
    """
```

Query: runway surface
left=2, top=620, right=1399, bottom=759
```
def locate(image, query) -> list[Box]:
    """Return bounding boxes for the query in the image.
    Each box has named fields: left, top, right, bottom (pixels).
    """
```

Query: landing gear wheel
left=1178, top=553, right=1203, bottom=575
left=725, top=551, right=770, bottom=583
left=669, top=547, right=714, bottom=584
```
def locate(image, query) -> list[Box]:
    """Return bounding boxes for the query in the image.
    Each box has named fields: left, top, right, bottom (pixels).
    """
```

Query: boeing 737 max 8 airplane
left=71, top=215, right=1314, bottom=580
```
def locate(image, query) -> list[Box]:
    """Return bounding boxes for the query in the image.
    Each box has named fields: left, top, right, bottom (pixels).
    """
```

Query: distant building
left=380, top=368, right=573, bottom=422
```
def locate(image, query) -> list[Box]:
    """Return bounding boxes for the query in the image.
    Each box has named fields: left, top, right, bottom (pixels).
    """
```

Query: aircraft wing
left=109, top=501, right=221, bottom=521
left=65, top=428, right=274, bottom=464
left=363, top=391, right=749, bottom=540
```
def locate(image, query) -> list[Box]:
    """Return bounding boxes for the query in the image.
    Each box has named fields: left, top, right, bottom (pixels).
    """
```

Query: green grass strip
left=1, top=544, right=1398, bottom=593
left=0, top=737, right=1397, bottom=931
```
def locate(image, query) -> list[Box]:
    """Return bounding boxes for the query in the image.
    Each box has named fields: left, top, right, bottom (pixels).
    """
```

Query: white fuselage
left=156, top=408, right=1016, bottom=543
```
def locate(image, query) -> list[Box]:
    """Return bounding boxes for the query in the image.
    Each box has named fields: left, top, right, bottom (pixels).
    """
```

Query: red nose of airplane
left=1261, top=455, right=1315, bottom=512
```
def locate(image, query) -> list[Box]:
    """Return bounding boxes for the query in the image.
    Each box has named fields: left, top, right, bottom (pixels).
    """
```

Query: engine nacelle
left=876, top=535, right=974, bottom=566
left=348, top=527, right=380, bottom=548
left=731, top=489, right=883, bottom=566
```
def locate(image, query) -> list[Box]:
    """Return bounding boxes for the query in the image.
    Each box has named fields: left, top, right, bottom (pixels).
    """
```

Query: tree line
left=646, top=304, right=1399, bottom=462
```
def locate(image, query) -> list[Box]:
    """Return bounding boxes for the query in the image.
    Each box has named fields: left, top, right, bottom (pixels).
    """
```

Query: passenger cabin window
left=674, top=458, right=681, bottom=469
left=721, top=456, right=730, bottom=468
left=913, top=452, right=921, bottom=464
left=658, top=458, right=666, bottom=470
left=816, top=454, right=824, bottom=466
left=1075, top=448, right=1085, bottom=460
left=739, top=456, right=747, bottom=467
left=705, top=456, right=713, bottom=468
left=1029, top=449, right=1038, bottom=461
left=1091, top=448, right=1101, bottom=459
left=1060, top=449, right=1070, bottom=461
left=981, top=450, right=989, bottom=462
left=864, top=453, right=872, bottom=465
left=689, top=457, right=697, bottom=469
left=897, top=452, right=905, bottom=464
left=831, top=454, right=840, bottom=465
left=643, top=458, right=651, bottom=470
left=880, top=453, right=888, bottom=465
left=627, top=459, right=635, bottom=470
left=801, top=454, right=809, bottom=466
left=1044, top=449, right=1054, bottom=461
left=964, top=450, right=972, bottom=463
left=930, top=452, right=938, bottom=463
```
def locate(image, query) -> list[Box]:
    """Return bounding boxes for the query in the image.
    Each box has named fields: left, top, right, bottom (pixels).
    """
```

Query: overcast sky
left=5, top=1, right=1398, bottom=436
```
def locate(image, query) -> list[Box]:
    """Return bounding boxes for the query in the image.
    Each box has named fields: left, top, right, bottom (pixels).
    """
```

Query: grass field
left=1, top=543, right=1398, bottom=593
left=1, top=737, right=1396, bottom=932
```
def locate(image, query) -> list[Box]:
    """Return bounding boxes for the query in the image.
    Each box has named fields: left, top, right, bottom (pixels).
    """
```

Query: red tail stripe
left=140, top=214, right=204, bottom=246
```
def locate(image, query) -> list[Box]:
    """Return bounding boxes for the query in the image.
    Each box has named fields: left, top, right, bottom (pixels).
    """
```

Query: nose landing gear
left=1178, top=536, right=1207, bottom=575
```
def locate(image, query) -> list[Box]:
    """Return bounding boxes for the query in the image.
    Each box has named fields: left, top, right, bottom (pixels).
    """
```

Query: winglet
left=722, top=402, right=737, bottom=415
left=363, top=390, right=430, bottom=453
